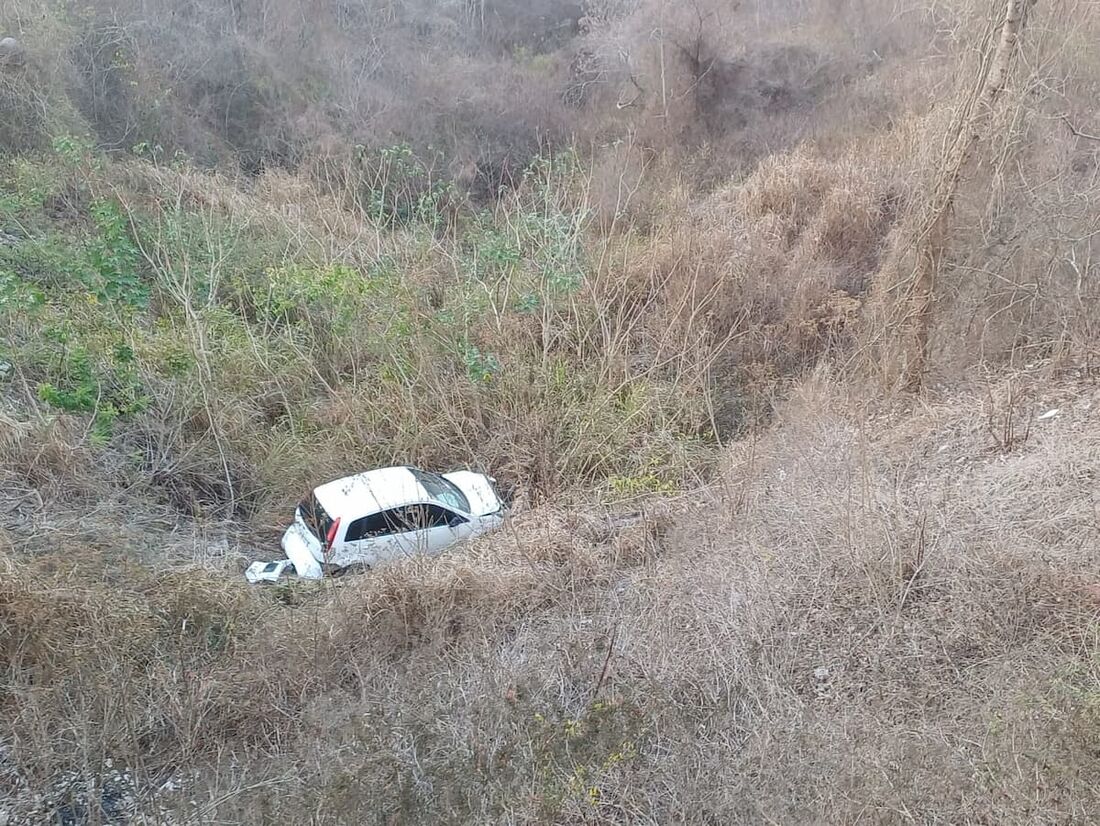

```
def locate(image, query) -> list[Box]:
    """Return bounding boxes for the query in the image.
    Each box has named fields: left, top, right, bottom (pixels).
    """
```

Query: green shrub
left=532, top=699, right=646, bottom=819
left=35, top=340, right=150, bottom=444
left=86, top=199, right=147, bottom=309
left=259, top=262, right=363, bottom=328
left=354, top=143, right=454, bottom=229
left=0, top=270, right=44, bottom=311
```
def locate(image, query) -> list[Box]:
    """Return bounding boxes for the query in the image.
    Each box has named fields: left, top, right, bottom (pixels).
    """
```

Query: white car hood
left=443, top=471, right=502, bottom=517
left=282, top=518, right=324, bottom=579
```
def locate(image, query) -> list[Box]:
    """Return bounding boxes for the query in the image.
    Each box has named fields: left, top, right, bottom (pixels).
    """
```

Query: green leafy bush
left=86, top=199, right=147, bottom=309
left=355, top=143, right=453, bottom=228
left=36, top=341, right=150, bottom=444
left=0, top=270, right=44, bottom=311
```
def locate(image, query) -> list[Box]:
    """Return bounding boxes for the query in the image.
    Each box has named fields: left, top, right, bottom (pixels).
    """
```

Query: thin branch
left=592, top=625, right=619, bottom=702
left=1061, top=114, right=1100, bottom=143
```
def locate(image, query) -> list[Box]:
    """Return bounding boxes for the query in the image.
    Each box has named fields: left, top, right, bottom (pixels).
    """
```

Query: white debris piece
left=245, top=559, right=292, bottom=584
left=1037, top=408, right=1060, bottom=421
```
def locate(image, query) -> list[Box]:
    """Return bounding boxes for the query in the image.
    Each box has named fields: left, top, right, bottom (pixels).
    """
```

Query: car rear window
left=298, top=492, right=335, bottom=542
left=410, top=468, right=470, bottom=513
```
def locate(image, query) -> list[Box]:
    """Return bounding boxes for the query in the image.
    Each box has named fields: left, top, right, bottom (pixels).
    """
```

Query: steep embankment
left=3, top=373, right=1099, bottom=823
left=3, top=0, right=1100, bottom=822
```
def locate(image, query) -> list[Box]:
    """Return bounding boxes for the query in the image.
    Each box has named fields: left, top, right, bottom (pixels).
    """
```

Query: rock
left=0, top=37, right=25, bottom=68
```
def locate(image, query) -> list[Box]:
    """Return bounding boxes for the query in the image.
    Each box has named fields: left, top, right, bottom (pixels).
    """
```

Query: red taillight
left=325, top=517, right=341, bottom=555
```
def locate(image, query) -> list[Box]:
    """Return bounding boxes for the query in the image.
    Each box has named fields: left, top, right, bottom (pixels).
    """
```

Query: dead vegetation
left=2, top=0, right=1100, bottom=822
left=3, top=376, right=1100, bottom=823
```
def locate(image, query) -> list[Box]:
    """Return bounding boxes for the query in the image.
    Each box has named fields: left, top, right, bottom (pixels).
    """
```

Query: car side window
left=344, top=512, right=392, bottom=542
left=380, top=510, right=411, bottom=536
left=346, top=505, right=469, bottom=540
left=426, top=504, right=467, bottom=528
left=396, top=504, right=468, bottom=532
left=394, top=505, right=434, bottom=532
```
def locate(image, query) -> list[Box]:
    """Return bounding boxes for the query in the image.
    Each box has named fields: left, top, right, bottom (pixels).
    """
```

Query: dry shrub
left=933, top=97, right=1100, bottom=376
left=0, top=413, right=101, bottom=502
left=472, top=0, right=585, bottom=53
left=3, top=375, right=1100, bottom=822
left=633, top=373, right=1100, bottom=821
left=576, top=0, right=935, bottom=173
left=0, top=554, right=254, bottom=787
left=4, top=0, right=1100, bottom=821
left=584, top=138, right=657, bottom=232
left=0, top=63, right=48, bottom=154
left=859, top=1, right=1100, bottom=386
left=6, top=0, right=581, bottom=185
left=648, top=142, right=907, bottom=381
left=271, top=374, right=1097, bottom=821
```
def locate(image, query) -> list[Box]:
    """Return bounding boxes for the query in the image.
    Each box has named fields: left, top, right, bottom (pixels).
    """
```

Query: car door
left=332, top=510, right=402, bottom=568
left=390, top=504, right=473, bottom=558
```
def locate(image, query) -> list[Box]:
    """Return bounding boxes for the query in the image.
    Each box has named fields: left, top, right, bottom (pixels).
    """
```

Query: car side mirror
left=449, top=514, right=466, bottom=528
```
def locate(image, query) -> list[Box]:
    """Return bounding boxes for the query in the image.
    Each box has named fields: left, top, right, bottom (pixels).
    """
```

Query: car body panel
left=282, top=513, right=324, bottom=579
left=312, top=467, right=422, bottom=519
left=280, top=467, right=504, bottom=577
left=330, top=530, right=400, bottom=569
left=442, top=471, right=503, bottom=517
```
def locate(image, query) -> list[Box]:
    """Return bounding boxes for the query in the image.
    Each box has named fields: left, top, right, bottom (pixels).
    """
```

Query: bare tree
left=898, top=0, right=1035, bottom=390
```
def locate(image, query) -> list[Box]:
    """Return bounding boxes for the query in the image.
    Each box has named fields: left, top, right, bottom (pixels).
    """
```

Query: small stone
left=0, top=37, right=24, bottom=67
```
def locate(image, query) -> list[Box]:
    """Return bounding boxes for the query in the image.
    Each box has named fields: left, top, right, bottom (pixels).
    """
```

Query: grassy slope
left=3, top=374, right=1099, bottom=823
left=2, top=0, right=1100, bottom=823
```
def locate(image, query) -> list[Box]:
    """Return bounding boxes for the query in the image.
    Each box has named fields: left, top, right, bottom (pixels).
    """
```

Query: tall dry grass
left=3, top=374, right=1099, bottom=822
left=3, top=0, right=1100, bottom=822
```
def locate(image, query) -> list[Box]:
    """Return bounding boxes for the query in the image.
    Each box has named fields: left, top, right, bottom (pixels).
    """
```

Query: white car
left=280, top=466, right=505, bottom=578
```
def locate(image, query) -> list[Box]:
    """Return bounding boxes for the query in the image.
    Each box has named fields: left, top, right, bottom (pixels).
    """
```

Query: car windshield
left=411, top=468, right=470, bottom=513
left=298, top=491, right=335, bottom=542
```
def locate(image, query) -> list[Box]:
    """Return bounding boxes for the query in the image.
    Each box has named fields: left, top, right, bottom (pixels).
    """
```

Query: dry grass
left=3, top=0, right=1100, bottom=822
left=3, top=374, right=1099, bottom=823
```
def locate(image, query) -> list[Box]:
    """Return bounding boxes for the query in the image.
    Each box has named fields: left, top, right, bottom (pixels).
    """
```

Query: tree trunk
left=903, top=0, right=1033, bottom=391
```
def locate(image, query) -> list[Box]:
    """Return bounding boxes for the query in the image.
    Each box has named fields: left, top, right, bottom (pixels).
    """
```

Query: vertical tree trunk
left=903, top=0, right=1033, bottom=391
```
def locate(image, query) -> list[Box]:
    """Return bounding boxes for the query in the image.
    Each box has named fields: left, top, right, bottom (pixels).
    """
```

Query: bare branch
left=1061, top=114, right=1100, bottom=143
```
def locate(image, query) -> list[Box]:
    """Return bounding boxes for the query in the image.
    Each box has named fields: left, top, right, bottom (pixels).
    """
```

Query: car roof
left=313, top=466, right=427, bottom=518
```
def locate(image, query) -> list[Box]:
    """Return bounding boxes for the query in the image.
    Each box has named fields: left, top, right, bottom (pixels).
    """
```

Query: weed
left=259, top=262, right=363, bottom=330
left=35, top=340, right=149, bottom=443
left=355, top=143, right=453, bottom=228
left=86, top=200, right=147, bottom=309
left=608, top=457, right=679, bottom=498
left=462, top=343, right=501, bottom=384
left=532, top=700, right=645, bottom=819
left=0, top=270, right=44, bottom=310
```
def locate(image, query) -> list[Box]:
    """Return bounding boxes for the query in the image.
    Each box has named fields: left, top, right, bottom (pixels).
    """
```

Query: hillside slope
left=2, top=0, right=1100, bottom=823
left=3, top=373, right=1100, bottom=823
